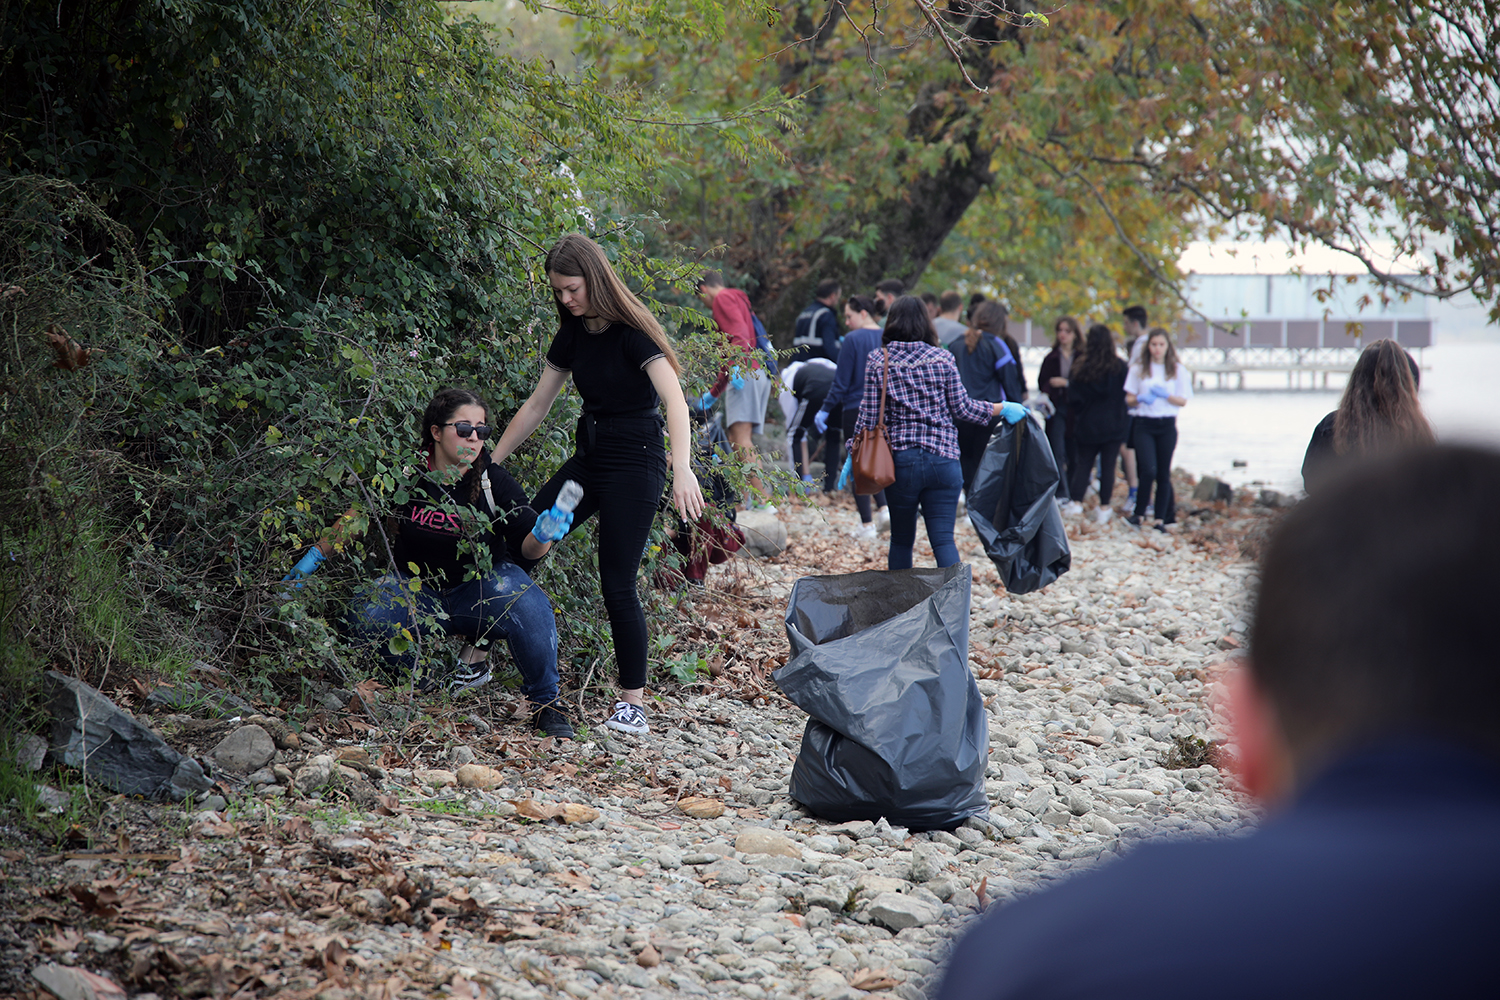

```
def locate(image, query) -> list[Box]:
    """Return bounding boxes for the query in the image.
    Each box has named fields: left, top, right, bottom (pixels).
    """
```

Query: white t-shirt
left=1124, top=361, right=1193, bottom=417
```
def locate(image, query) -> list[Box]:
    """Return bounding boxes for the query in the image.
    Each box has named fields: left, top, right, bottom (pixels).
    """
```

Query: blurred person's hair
left=814, top=278, right=842, bottom=301
left=1136, top=326, right=1181, bottom=380
left=939, top=290, right=964, bottom=314
left=883, top=296, right=938, bottom=345
left=920, top=291, right=939, bottom=309
left=1052, top=316, right=1081, bottom=350
left=1123, top=305, right=1149, bottom=327
left=695, top=270, right=726, bottom=289
left=1251, top=445, right=1500, bottom=767
left=844, top=294, right=878, bottom=321
left=963, top=300, right=1020, bottom=361
left=875, top=278, right=906, bottom=297
left=1333, top=339, right=1433, bottom=457
left=1072, top=324, right=1123, bottom=383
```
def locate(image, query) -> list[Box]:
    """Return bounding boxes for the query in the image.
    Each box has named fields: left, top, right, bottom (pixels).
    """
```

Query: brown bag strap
left=875, top=347, right=890, bottom=429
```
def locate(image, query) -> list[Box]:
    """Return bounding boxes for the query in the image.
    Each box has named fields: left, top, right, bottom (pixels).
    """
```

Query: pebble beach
left=4, top=479, right=1270, bottom=999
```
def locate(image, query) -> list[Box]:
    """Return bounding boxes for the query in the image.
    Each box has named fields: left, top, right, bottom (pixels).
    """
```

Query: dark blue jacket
left=938, top=742, right=1500, bottom=1000
left=821, top=326, right=884, bottom=414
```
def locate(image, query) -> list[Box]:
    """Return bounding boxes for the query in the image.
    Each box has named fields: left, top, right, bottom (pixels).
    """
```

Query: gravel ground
left=4, top=480, right=1268, bottom=1000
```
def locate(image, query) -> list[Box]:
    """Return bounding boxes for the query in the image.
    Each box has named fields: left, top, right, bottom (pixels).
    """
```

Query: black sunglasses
left=442, top=421, right=492, bottom=440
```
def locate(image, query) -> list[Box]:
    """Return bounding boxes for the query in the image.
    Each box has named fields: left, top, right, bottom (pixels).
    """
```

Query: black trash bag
left=967, top=415, right=1071, bottom=594
left=775, top=565, right=989, bottom=831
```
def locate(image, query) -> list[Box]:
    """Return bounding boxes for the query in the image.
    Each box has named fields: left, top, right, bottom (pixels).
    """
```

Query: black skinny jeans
left=842, top=407, right=886, bottom=520
left=534, top=415, right=666, bottom=691
left=1070, top=439, right=1122, bottom=506
left=1132, top=416, right=1179, bottom=522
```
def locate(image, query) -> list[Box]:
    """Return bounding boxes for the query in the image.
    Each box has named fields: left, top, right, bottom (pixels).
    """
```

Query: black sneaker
left=415, top=657, right=492, bottom=696
left=533, top=704, right=575, bottom=740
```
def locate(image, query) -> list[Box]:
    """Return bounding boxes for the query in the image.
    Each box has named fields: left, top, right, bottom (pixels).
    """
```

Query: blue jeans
left=347, top=563, right=560, bottom=705
left=885, top=447, right=964, bottom=571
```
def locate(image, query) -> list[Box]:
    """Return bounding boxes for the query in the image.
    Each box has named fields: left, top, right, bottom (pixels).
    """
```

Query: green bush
left=0, top=0, right=758, bottom=708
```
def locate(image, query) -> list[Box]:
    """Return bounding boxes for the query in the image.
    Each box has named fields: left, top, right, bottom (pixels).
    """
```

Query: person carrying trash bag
left=774, top=564, right=990, bottom=831
left=966, top=409, right=1072, bottom=594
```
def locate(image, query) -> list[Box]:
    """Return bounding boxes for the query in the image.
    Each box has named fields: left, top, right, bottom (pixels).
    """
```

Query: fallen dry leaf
left=511, top=799, right=564, bottom=822
left=849, top=967, right=900, bottom=991
left=457, top=764, right=505, bottom=789
left=560, top=802, right=599, bottom=824
left=677, top=796, right=725, bottom=819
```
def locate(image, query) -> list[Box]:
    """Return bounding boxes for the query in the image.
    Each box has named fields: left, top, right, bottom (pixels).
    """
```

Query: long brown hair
left=1333, top=339, right=1434, bottom=457
left=1052, top=315, right=1081, bottom=354
left=1136, top=326, right=1180, bottom=380
left=1072, top=324, right=1124, bottom=383
left=544, top=234, right=682, bottom=374
left=965, top=300, right=1019, bottom=361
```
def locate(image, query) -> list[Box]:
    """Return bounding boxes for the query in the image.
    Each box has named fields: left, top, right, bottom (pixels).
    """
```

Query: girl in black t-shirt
left=286, top=388, right=575, bottom=738
left=491, top=234, right=704, bottom=737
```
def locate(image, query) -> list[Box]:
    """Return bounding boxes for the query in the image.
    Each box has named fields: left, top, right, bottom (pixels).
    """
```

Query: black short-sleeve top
left=544, top=316, right=665, bottom=415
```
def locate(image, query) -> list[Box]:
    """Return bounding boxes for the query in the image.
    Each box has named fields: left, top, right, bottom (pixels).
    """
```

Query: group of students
left=1040, top=306, right=1194, bottom=529
left=779, top=287, right=1195, bottom=578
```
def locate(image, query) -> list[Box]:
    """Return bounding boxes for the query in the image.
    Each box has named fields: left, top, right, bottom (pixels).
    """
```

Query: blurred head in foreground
left=1240, top=444, right=1499, bottom=797
left=937, top=444, right=1500, bottom=1000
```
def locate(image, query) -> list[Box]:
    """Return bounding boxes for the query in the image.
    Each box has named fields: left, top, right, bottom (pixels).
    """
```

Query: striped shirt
left=852, top=342, right=995, bottom=460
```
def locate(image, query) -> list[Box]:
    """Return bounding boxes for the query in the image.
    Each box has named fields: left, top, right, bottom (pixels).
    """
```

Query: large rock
left=867, top=891, right=941, bottom=931
left=294, top=754, right=335, bottom=794
left=45, top=671, right=213, bottom=801
left=1192, top=476, right=1233, bottom=502
left=211, top=725, right=275, bottom=773
left=735, top=508, right=787, bottom=558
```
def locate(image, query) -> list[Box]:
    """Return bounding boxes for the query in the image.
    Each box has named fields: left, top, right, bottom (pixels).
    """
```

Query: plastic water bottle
left=534, top=479, right=583, bottom=538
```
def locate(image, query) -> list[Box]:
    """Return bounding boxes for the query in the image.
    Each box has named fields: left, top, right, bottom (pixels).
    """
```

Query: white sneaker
left=1095, top=507, right=1113, bottom=525
left=605, top=701, right=649, bottom=735
left=1061, top=501, right=1083, bottom=516
left=956, top=491, right=967, bottom=513
left=853, top=522, right=878, bottom=540
left=874, top=507, right=890, bottom=531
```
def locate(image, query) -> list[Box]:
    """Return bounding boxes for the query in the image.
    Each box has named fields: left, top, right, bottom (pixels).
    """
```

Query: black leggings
left=534, top=417, right=666, bottom=691
left=842, top=408, right=886, bottom=520
left=1045, top=414, right=1073, bottom=499
left=1071, top=440, right=1122, bottom=506
left=1132, top=416, right=1178, bottom=522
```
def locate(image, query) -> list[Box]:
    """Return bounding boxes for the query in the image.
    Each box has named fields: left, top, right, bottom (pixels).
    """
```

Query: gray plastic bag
left=775, top=565, right=989, bottom=831
left=968, top=415, right=1071, bottom=593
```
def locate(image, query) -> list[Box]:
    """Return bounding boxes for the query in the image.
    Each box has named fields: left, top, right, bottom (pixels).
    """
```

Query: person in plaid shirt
left=853, top=296, right=1027, bottom=570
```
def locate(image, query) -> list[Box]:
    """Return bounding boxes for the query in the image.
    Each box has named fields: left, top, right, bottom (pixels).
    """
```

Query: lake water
left=1171, top=343, right=1500, bottom=494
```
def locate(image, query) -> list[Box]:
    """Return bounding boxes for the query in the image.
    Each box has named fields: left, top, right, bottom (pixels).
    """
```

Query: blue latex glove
left=998, top=401, right=1028, bottom=424
left=696, top=391, right=717, bottom=411
left=531, top=506, right=574, bottom=544
left=280, top=546, right=326, bottom=597
left=1151, top=385, right=1172, bottom=403
left=836, top=454, right=853, bottom=491
left=729, top=365, right=746, bottom=391
left=813, top=409, right=829, bottom=434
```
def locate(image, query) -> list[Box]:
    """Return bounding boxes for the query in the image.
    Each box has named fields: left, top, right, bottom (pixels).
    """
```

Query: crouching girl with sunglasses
left=285, top=387, right=576, bottom=739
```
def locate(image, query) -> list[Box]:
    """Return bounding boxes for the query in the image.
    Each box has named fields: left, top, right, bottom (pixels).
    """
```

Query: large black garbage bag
left=775, top=565, right=989, bottom=831
left=968, top=415, right=1071, bottom=593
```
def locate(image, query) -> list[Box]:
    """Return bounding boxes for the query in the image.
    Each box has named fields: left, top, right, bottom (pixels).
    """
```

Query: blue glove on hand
left=836, top=454, right=853, bottom=491
left=1152, top=385, right=1172, bottom=403
left=998, top=401, right=1028, bottom=424
left=283, top=551, right=328, bottom=590
left=729, top=365, right=746, bottom=391
left=696, top=391, right=717, bottom=411
left=813, top=410, right=829, bottom=434
left=531, top=506, right=574, bottom=544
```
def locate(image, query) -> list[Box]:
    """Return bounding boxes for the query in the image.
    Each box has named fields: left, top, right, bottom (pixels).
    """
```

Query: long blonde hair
left=544, top=234, right=682, bottom=374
